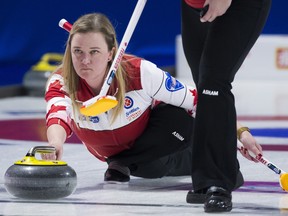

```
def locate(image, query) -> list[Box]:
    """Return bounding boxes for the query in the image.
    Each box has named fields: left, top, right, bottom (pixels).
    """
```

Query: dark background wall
left=0, top=0, right=287, bottom=86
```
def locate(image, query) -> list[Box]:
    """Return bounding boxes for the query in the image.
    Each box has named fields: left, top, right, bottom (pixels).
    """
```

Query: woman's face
left=71, top=32, right=113, bottom=86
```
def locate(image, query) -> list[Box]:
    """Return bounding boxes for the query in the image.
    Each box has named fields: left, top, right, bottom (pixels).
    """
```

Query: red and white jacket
left=45, top=56, right=197, bottom=161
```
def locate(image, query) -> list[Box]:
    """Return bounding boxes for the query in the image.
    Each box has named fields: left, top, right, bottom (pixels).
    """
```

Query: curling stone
left=4, top=146, right=77, bottom=199
left=22, top=53, right=63, bottom=96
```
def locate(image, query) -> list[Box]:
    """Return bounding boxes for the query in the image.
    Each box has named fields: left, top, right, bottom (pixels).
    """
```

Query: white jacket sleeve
left=140, top=60, right=197, bottom=111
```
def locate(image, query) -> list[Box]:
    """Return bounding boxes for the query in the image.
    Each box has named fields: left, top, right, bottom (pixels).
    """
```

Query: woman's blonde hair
left=62, top=13, right=127, bottom=121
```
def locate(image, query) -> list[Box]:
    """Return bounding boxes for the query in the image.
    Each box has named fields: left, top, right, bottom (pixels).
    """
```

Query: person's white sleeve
left=45, top=73, right=73, bottom=136
left=140, top=60, right=197, bottom=111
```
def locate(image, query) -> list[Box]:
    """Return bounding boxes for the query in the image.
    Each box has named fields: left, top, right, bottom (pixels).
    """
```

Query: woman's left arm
left=140, top=60, right=197, bottom=112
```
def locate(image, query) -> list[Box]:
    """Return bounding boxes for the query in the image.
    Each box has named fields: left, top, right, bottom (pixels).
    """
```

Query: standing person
left=42, top=12, right=261, bottom=190
left=181, top=0, right=271, bottom=213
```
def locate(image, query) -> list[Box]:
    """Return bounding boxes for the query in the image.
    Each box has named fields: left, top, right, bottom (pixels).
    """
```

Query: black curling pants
left=181, top=0, right=271, bottom=191
left=108, top=103, right=194, bottom=178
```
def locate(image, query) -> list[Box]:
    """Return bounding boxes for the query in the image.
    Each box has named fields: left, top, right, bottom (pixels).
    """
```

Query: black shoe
left=104, top=169, right=130, bottom=183
left=186, top=188, right=207, bottom=204
left=204, top=186, right=232, bottom=213
left=187, top=171, right=243, bottom=205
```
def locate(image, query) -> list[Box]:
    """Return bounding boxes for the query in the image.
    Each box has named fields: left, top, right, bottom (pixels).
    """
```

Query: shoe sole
left=204, top=205, right=232, bottom=213
left=104, top=180, right=129, bottom=184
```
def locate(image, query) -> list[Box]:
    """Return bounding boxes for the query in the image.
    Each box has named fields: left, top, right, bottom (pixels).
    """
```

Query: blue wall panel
left=0, top=0, right=287, bottom=86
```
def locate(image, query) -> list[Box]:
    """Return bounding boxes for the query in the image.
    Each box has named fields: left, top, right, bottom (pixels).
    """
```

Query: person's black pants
left=181, top=0, right=271, bottom=191
left=108, top=104, right=194, bottom=178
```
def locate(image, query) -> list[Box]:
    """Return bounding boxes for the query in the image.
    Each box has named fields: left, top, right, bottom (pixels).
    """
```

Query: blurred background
left=0, top=0, right=288, bottom=93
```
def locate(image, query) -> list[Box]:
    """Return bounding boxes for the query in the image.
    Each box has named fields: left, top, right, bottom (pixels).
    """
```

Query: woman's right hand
left=41, top=124, right=67, bottom=160
left=41, top=142, right=63, bottom=160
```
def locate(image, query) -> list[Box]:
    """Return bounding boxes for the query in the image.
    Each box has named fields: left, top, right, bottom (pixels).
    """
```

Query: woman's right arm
left=42, top=124, right=67, bottom=160
left=42, top=70, right=72, bottom=160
